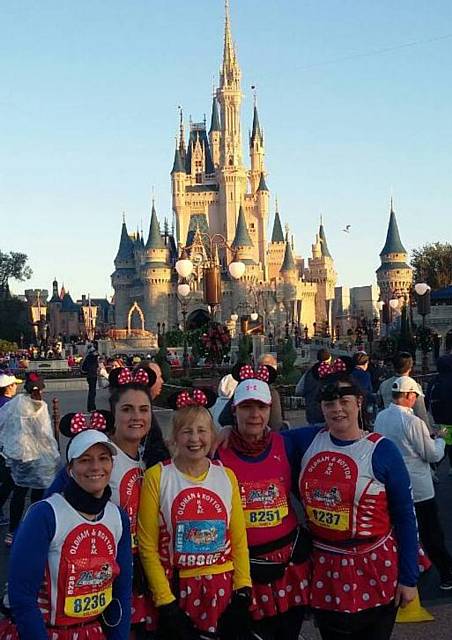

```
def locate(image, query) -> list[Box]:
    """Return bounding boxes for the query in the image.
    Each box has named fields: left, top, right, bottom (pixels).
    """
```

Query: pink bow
left=117, top=368, right=149, bottom=386
left=318, top=358, right=347, bottom=379
left=176, top=389, right=208, bottom=409
left=239, top=364, right=270, bottom=383
left=70, top=411, right=107, bottom=435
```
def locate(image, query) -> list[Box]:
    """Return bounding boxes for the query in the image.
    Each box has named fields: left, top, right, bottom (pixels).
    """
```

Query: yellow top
left=138, top=462, right=251, bottom=606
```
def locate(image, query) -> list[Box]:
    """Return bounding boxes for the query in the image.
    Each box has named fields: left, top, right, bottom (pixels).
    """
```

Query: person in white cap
left=217, top=365, right=310, bottom=640
left=0, top=427, right=132, bottom=640
left=375, top=375, right=452, bottom=590
left=0, top=373, right=22, bottom=410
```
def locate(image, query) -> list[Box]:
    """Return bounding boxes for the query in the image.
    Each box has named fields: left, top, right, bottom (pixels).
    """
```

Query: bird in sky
left=342, top=225, right=351, bottom=233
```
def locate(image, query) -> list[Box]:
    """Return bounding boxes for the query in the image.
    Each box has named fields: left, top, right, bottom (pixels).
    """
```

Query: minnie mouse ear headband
left=59, top=411, right=116, bottom=462
left=108, top=366, right=156, bottom=389
left=231, top=363, right=277, bottom=385
left=167, top=387, right=217, bottom=410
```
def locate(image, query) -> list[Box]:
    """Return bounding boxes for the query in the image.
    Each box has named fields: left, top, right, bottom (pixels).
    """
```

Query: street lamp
left=176, top=280, right=192, bottom=375
left=175, top=234, right=245, bottom=320
left=414, top=282, right=431, bottom=374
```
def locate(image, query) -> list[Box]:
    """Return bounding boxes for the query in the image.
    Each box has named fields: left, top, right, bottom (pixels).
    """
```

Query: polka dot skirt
left=132, top=592, right=158, bottom=628
left=0, top=619, right=106, bottom=640
left=250, top=542, right=310, bottom=620
left=310, top=534, right=400, bottom=613
left=178, top=571, right=233, bottom=634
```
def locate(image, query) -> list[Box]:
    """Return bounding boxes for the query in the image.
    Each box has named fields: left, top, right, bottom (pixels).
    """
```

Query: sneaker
left=4, top=532, right=14, bottom=547
left=440, top=578, right=452, bottom=590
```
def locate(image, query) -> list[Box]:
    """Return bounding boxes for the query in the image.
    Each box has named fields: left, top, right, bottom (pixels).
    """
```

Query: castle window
left=250, top=223, right=255, bottom=229
left=196, top=173, right=202, bottom=184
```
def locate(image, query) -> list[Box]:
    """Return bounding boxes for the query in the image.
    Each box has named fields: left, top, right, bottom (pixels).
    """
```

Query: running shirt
left=109, top=446, right=144, bottom=552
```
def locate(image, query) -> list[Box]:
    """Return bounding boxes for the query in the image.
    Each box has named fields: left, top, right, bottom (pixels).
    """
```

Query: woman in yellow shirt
left=137, top=389, right=251, bottom=640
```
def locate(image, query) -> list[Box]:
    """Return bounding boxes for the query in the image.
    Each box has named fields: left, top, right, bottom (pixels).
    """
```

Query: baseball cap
left=67, top=430, right=117, bottom=463
left=232, top=379, right=272, bottom=407
left=392, top=376, right=424, bottom=397
left=0, top=373, right=22, bottom=388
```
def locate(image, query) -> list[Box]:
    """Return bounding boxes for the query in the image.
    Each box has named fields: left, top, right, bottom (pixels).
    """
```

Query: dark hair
left=109, top=383, right=152, bottom=416
left=317, top=349, right=331, bottom=362
left=392, top=352, right=413, bottom=375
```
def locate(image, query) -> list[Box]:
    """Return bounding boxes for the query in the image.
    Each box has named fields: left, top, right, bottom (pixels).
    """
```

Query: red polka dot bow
left=176, top=389, right=208, bottom=409
left=318, top=358, right=347, bottom=379
left=70, top=411, right=107, bottom=434
left=117, top=368, right=149, bottom=386
left=239, top=364, right=270, bottom=383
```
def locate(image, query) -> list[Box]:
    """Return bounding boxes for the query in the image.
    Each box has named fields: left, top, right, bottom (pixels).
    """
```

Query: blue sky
left=1, top=0, right=451, bottom=299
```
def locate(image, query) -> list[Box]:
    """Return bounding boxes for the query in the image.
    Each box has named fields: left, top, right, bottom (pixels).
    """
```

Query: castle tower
left=306, top=220, right=337, bottom=329
left=249, top=103, right=265, bottom=193
left=267, top=200, right=286, bottom=280
left=376, top=200, right=412, bottom=301
left=111, top=219, right=136, bottom=328
left=209, top=96, right=221, bottom=168
left=142, top=204, right=171, bottom=330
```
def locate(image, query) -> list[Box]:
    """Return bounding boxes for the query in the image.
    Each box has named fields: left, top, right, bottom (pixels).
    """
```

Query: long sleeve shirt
left=282, top=425, right=420, bottom=587
left=137, top=463, right=251, bottom=607
left=374, top=403, right=445, bottom=502
left=8, top=501, right=132, bottom=640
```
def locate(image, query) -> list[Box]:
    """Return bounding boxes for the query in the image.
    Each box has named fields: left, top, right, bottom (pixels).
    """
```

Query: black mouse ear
left=231, top=362, right=246, bottom=382
left=108, top=367, right=126, bottom=388
left=167, top=390, right=183, bottom=411
left=260, top=364, right=277, bottom=384
left=59, top=413, right=77, bottom=438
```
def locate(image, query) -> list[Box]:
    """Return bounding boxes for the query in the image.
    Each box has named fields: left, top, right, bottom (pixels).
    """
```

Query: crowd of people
left=0, top=343, right=450, bottom=639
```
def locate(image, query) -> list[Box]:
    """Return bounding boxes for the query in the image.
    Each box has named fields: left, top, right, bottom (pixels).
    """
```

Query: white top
left=374, top=403, right=445, bottom=502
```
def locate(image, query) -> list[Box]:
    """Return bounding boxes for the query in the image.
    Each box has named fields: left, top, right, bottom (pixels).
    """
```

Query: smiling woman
left=138, top=391, right=252, bottom=640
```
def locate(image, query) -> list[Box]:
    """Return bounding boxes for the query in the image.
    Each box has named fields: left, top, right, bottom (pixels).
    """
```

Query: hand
left=394, top=583, right=418, bottom=608
left=217, top=587, right=252, bottom=640
left=437, top=427, right=448, bottom=439
left=209, top=426, right=232, bottom=456
left=157, top=601, right=199, bottom=640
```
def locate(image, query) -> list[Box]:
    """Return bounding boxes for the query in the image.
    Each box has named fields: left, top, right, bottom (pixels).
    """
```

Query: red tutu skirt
left=0, top=618, right=105, bottom=640
left=178, top=571, right=233, bottom=634
left=250, top=542, right=310, bottom=620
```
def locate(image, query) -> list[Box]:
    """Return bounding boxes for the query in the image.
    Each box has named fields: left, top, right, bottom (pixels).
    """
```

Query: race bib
left=242, top=479, right=288, bottom=528
left=65, top=586, right=112, bottom=618
left=306, top=505, right=349, bottom=531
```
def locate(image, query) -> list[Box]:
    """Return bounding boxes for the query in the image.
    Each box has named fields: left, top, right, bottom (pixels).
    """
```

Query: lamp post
left=176, top=280, right=192, bottom=376
left=175, top=235, right=245, bottom=321
left=414, top=282, right=431, bottom=374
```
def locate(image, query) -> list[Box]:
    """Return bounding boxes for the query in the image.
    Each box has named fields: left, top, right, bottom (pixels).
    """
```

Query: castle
left=111, top=2, right=337, bottom=337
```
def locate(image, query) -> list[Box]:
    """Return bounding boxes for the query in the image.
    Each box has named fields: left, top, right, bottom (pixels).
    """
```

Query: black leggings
left=250, top=606, right=305, bottom=640
left=314, top=602, right=397, bottom=640
left=9, top=485, right=43, bottom=533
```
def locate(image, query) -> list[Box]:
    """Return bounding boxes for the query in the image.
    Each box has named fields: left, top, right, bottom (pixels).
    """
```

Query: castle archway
left=127, top=301, right=145, bottom=333
left=187, top=308, right=210, bottom=331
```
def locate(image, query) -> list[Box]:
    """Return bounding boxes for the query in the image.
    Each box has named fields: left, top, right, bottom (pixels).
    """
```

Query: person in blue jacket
left=0, top=427, right=132, bottom=640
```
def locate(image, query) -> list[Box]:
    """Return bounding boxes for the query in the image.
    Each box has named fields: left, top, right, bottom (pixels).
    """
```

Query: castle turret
left=376, top=199, right=412, bottom=301
left=142, top=205, right=171, bottom=330
left=306, top=219, right=337, bottom=330
left=232, top=205, right=254, bottom=264
left=111, top=219, right=136, bottom=328
left=267, top=200, right=286, bottom=280
left=171, top=136, right=186, bottom=244
left=249, top=104, right=265, bottom=192
left=209, top=96, right=221, bottom=168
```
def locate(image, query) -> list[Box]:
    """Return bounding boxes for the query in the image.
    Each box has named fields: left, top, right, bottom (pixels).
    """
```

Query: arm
left=224, top=468, right=252, bottom=591
left=372, top=438, right=419, bottom=587
left=105, top=509, right=132, bottom=640
left=268, top=387, right=283, bottom=432
left=137, top=464, right=175, bottom=606
left=405, top=415, right=445, bottom=463
left=8, top=502, right=56, bottom=640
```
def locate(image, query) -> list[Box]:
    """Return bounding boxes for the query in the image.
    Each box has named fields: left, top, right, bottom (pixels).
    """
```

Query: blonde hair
left=171, top=405, right=216, bottom=441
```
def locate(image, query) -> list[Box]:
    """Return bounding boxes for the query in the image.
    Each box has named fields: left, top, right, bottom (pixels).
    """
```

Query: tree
left=0, top=297, right=33, bottom=344
left=411, top=242, right=452, bottom=289
left=0, top=251, right=33, bottom=299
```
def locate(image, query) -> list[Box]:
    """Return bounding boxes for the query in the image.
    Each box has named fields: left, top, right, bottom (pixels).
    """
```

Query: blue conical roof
left=319, top=224, right=332, bottom=258
left=280, top=240, right=296, bottom=272
left=380, top=207, right=407, bottom=256
left=145, top=205, right=165, bottom=250
left=257, top=172, right=269, bottom=192
left=271, top=210, right=284, bottom=243
left=232, top=206, right=253, bottom=248
left=251, top=105, right=262, bottom=141
left=209, top=97, right=221, bottom=132
left=114, top=221, right=135, bottom=263
left=171, top=146, right=185, bottom=174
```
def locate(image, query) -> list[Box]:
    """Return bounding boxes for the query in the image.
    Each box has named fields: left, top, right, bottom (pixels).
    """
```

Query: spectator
left=81, top=345, right=99, bottom=411
left=426, top=354, right=452, bottom=475
left=211, top=373, right=238, bottom=429
left=0, top=373, right=22, bottom=410
left=375, top=376, right=452, bottom=590
left=295, top=348, right=331, bottom=424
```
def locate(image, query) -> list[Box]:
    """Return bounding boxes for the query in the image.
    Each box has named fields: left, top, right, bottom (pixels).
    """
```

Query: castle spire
left=280, top=235, right=296, bottom=273
left=178, top=107, right=186, bottom=155
left=209, top=96, right=221, bottom=133
left=114, top=219, right=135, bottom=263
left=251, top=103, right=262, bottom=143
left=145, top=202, right=165, bottom=250
left=271, top=200, right=284, bottom=243
left=319, top=220, right=332, bottom=258
left=232, top=205, right=253, bottom=248
left=222, top=0, right=236, bottom=79
left=380, top=200, right=406, bottom=256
